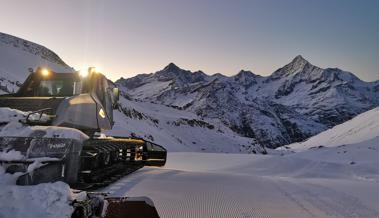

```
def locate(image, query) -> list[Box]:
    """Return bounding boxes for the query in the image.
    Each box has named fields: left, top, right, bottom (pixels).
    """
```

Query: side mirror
left=112, top=87, right=120, bottom=102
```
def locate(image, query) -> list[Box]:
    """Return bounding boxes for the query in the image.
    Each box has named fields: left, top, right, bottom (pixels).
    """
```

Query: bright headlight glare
left=41, top=68, right=50, bottom=77
left=99, top=108, right=106, bottom=118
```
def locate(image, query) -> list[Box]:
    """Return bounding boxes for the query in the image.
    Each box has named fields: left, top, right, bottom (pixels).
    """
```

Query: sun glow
left=79, top=69, right=89, bottom=77
left=89, top=66, right=101, bottom=74
left=79, top=66, right=102, bottom=77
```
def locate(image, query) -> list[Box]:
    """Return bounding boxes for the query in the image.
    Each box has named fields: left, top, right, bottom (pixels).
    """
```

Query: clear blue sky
left=0, top=0, right=378, bottom=81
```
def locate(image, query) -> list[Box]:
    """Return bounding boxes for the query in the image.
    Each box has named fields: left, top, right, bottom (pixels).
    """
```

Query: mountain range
left=117, top=56, right=379, bottom=148
left=0, top=31, right=378, bottom=151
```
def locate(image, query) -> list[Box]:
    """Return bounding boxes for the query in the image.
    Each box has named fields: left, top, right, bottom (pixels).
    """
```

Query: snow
left=0, top=100, right=377, bottom=218
left=101, top=107, right=379, bottom=218
left=102, top=151, right=379, bottom=218
left=289, top=107, right=379, bottom=151
left=0, top=32, right=378, bottom=218
left=106, top=97, right=264, bottom=153
left=0, top=33, right=72, bottom=81
left=0, top=149, right=24, bottom=161
left=0, top=107, right=85, bottom=218
left=1, top=124, right=89, bottom=141
left=127, top=80, right=173, bottom=99
left=103, top=116, right=379, bottom=217
left=0, top=172, right=74, bottom=218
left=0, top=33, right=79, bottom=218
left=0, top=107, right=25, bottom=123
left=118, top=56, right=378, bottom=149
left=0, top=32, right=73, bottom=95
left=0, top=107, right=89, bottom=141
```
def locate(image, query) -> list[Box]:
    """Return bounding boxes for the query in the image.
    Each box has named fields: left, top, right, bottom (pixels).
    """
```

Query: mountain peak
left=163, top=62, right=181, bottom=72
left=235, top=70, right=257, bottom=78
left=271, top=55, right=315, bottom=78
left=237, top=70, right=254, bottom=75
left=292, top=55, right=307, bottom=62
left=157, top=63, right=208, bottom=84
left=233, top=70, right=258, bottom=87
left=289, top=55, right=309, bottom=68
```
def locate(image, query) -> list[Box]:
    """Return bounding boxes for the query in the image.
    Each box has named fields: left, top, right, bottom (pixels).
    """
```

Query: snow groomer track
left=103, top=151, right=379, bottom=218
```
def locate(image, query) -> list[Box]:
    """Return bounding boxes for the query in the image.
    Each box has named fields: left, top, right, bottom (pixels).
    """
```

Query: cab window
left=36, top=79, right=80, bottom=96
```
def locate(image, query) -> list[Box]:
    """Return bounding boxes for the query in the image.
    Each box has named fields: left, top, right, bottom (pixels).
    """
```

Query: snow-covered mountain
left=107, top=88, right=267, bottom=153
left=0, top=32, right=73, bottom=94
left=106, top=97, right=265, bottom=153
left=269, top=106, right=379, bottom=181
left=0, top=32, right=265, bottom=153
left=289, top=106, right=379, bottom=151
left=0, top=31, right=377, bottom=151
left=117, top=56, right=379, bottom=148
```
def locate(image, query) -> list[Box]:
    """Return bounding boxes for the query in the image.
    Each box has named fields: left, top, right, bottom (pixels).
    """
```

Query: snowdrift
left=0, top=107, right=88, bottom=141
left=0, top=108, right=87, bottom=218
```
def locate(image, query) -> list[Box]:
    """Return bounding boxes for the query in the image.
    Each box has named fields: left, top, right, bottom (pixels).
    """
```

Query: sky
left=0, top=0, right=378, bottom=81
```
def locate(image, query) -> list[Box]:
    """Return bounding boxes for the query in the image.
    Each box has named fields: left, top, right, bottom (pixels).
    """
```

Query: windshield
left=36, top=79, right=82, bottom=96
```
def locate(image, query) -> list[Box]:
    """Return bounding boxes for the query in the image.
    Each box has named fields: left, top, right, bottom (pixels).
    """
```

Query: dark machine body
left=0, top=68, right=167, bottom=190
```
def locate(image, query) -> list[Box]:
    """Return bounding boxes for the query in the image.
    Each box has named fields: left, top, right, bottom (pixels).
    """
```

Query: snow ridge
left=0, top=32, right=69, bottom=67
left=0, top=32, right=73, bottom=92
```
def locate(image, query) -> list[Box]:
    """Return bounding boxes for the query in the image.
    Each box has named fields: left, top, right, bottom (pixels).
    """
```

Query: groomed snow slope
left=103, top=151, right=379, bottom=218
left=102, top=108, right=379, bottom=218
left=289, top=106, right=379, bottom=151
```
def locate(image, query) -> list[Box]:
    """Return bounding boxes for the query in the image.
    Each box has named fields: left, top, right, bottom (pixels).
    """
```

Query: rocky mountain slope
left=117, top=56, right=379, bottom=148
left=106, top=97, right=265, bottom=153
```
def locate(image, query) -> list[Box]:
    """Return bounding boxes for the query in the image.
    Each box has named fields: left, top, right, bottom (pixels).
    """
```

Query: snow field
left=102, top=107, right=379, bottom=218
left=103, top=151, right=379, bottom=218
